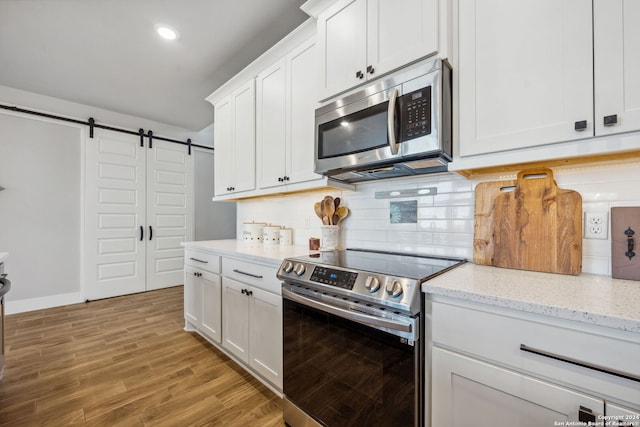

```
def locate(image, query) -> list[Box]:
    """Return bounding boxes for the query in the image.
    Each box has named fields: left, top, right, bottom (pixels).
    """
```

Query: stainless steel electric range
left=277, top=248, right=465, bottom=427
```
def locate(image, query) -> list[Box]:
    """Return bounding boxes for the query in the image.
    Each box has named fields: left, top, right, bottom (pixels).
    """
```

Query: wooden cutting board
left=474, top=169, right=583, bottom=275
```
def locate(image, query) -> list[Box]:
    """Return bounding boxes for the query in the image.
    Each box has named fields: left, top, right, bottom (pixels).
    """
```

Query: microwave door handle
left=387, top=88, right=399, bottom=155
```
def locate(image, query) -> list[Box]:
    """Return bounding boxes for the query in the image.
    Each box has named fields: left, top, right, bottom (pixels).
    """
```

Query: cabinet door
left=184, top=265, right=201, bottom=326
left=84, top=128, right=146, bottom=300
left=200, top=271, right=222, bottom=344
left=606, top=403, right=640, bottom=427
left=232, top=80, right=256, bottom=193
left=367, top=0, right=438, bottom=78
left=222, top=278, right=250, bottom=363
left=287, top=38, right=322, bottom=185
left=213, top=96, right=233, bottom=196
left=146, top=140, right=192, bottom=290
left=431, top=347, right=604, bottom=427
left=458, top=0, right=593, bottom=156
left=594, top=0, right=640, bottom=136
left=249, top=287, right=283, bottom=389
left=256, top=59, right=287, bottom=189
left=318, top=0, right=367, bottom=99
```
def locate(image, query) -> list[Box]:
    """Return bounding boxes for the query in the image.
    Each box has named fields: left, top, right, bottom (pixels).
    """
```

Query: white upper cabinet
left=456, top=0, right=640, bottom=168
left=594, top=0, right=640, bottom=136
left=213, top=79, right=256, bottom=197
left=287, top=39, right=322, bottom=185
left=257, top=38, right=322, bottom=190
left=257, top=58, right=287, bottom=189
left=458, top=0, right=594, bottom=157
left=318, top=0, right=439, bottom=100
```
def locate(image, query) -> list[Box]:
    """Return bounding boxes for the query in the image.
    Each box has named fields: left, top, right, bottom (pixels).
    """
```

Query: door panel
left=594, top=0, right=640, bottom=136
left=146, top=140, right=192, bottom=290
left=222, top=278, right=250, bottom=363
left=432, top=347, right=605, bottom=426
left=85, top=129, right=145, bottom=300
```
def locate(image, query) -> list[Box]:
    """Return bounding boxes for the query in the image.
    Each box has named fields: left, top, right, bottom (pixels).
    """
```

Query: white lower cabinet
left=222, top=277, right=283, bottom=391
left=184, top=248, right=283, bottom=393
left=432, top=347, right=604, bottom=426
left=183, top=249, right=222, bottom=344
left=428, top=297, right=640, bottom=427
left=184, top=265, right=221, bottom=344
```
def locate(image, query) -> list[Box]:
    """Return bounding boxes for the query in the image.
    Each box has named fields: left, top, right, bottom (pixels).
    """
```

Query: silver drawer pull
left=233, top=269, right=263, bottom=279
left=520, top=344, right=640, bottom=383
left=189, top=257, right=208, bottom=264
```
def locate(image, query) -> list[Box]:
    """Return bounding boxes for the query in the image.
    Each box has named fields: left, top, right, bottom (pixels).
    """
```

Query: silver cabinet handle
left=520, top=344, right=640, bottom=383
left=387, top=88, right=399, bottom=155
left=233, top=269, right=263, bottom=279
left=189, top=257, right=208, bottom=264
left=283, top=287, right=411, bottom=333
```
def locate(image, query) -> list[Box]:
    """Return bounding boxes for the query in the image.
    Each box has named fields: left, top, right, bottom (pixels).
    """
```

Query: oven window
left=283, top=298, right=418, bottom=427
left=317, top=102, right=389, bottom=159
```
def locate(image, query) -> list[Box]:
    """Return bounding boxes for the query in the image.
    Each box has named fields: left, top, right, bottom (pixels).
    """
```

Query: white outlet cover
left=584, top=212, right=609, bottom=239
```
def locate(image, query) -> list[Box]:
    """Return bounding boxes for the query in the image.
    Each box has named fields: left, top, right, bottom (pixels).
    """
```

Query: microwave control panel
left=399, top=86, right=432, bottom=141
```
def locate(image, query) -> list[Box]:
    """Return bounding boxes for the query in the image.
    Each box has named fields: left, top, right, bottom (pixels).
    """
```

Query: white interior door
left=145, top=140, right=192, bottom=291
left=84, top=129, right=146, bottom=300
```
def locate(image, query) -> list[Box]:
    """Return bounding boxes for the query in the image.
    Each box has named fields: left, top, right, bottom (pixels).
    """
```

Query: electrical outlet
left=584, top=211, right=608, bottom=239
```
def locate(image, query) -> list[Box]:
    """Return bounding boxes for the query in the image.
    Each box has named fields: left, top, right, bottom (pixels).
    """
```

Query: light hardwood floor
left=0, top=286, right=285, bottom=426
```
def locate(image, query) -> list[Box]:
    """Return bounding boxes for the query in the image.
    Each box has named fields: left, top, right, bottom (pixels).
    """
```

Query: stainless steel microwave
left=314, top=58, right=452, bottom=183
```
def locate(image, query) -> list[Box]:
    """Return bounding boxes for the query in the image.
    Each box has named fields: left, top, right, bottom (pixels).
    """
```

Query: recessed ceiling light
left=155, top=24, right=179, bottom=41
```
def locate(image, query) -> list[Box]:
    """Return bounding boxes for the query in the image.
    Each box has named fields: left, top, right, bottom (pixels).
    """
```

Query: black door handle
left=140, top=226, right=143, bottom=241
left=149, top=226, right=153, bottom=241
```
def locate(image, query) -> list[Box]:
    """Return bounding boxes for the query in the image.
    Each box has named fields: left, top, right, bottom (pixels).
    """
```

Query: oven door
left=282, top=287, right=420, bottom=427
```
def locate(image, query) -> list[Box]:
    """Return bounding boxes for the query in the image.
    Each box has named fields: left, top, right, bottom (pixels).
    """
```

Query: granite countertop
left=181, top=239, right=310, bottom=267
left=422, top=263, right=640, bottom=334
left=0, top=252, right=8, bottom=263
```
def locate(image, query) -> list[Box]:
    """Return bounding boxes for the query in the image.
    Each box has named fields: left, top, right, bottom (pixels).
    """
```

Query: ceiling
left=0, top=0, right=309, bottom=131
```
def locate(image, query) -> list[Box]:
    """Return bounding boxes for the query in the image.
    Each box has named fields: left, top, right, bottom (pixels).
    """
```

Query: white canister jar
left=320, top=225, right=340, bottom=250
left=279, top=228, right=293, bottom=245
left=243, top=222, right=266, bottom=242
left=263, top=226, right=281, bottom=245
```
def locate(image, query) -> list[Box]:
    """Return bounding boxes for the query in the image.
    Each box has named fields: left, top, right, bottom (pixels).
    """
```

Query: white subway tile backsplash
left=234, top=161, right=640, bottom=277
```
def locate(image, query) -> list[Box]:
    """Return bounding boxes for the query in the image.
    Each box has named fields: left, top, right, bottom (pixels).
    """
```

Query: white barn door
left=145, top=140, right=192, bottom=290
left=84, top=129, right=146, bottom=300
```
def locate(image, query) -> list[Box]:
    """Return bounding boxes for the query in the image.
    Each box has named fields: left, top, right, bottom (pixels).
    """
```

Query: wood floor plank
left=0, top=286, right=285, bottom=426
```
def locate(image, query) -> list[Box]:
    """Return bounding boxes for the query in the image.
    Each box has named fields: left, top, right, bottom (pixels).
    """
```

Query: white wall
left=237, top=160, right=640, bottom=276
left=0, top=87, right=214, bottom=313
left=0, top=114, right=82, bottom=309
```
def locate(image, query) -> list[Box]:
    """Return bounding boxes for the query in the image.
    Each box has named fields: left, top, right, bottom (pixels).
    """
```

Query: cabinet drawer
left=222, top=258, right=280, bottom=294
left=184, top=249, right=220, bottom=274
left=430, top=300, right=640, bottom=405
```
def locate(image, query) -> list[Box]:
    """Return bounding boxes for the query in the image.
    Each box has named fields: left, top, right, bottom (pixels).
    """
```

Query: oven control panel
left=310, top=266, right=358, bottom=290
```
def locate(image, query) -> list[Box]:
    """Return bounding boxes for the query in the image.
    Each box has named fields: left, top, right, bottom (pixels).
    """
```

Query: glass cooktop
left=291, top=248, right=465, bottom=281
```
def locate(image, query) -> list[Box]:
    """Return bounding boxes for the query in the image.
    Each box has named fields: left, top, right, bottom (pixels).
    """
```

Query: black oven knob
left=364, top=276, right=380, bottom=293
left=386, top=280, right=403, bottom=297
left=282, top=261, right=294, bottom=274
left=293, top=263, right=306, bottom=276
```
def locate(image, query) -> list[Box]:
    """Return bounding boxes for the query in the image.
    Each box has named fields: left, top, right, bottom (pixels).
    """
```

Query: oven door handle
left=282, top=288, right=412, bottom=333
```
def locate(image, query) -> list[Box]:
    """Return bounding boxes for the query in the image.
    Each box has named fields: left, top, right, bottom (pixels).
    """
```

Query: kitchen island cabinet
left=423, top=263, right=640, bottom=427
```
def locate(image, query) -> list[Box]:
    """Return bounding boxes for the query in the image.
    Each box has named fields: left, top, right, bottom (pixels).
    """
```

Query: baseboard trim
left=5, top=292, right=84, bottom=314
